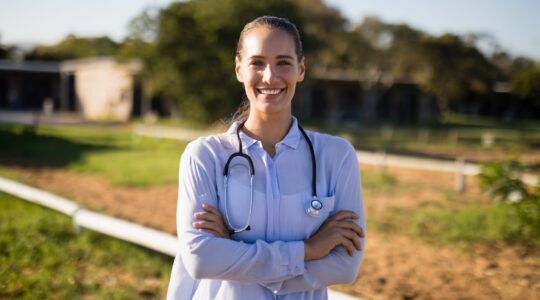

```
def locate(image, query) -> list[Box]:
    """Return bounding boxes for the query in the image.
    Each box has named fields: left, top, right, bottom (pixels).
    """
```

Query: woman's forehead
left=241, top=27, right=297, bottom=58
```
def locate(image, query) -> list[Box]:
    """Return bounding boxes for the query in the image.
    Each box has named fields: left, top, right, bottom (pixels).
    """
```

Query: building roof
left=0, top=56, right=142, bottom=74
left=60, top=56, right=142, bottom=73
left=0, top=59, right=60, bottom=73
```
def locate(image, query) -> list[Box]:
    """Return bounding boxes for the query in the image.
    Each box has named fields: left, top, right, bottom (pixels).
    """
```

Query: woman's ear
left=297, top=56, right=306, bottom=82
left=235, top=58, right=243, bottom=82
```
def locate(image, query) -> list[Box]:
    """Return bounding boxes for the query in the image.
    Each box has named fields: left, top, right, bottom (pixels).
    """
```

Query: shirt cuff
left=288, top=241, right=306, bottom=277
left=265, top=241, right=306, bottom=294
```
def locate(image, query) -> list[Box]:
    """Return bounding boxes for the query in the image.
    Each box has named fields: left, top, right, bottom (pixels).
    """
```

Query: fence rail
left=133, top=125, right=539, bottom=192
left=0, top=175, right=360, bottom=300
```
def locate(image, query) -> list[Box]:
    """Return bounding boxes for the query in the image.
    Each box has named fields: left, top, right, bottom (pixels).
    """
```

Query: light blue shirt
left=167, top=117, right=365, bottom=300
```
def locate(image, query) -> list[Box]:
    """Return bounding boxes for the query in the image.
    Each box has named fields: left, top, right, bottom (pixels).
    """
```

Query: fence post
left=482, top=132, right=495, bottom=147
left=418, top=128, right=429, bottom=143
left=378, top=149, right=387, bottom=174
left=448, top=130, right=459, bottom=145
left=72, top=208, right=83, bottom=234
left=455, top=158, right=466, bottom=193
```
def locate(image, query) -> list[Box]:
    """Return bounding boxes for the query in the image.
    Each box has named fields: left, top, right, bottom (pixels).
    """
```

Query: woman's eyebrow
left=247, top=55, right=294, bottom=60
left=276, top=55, right=294, bottom=60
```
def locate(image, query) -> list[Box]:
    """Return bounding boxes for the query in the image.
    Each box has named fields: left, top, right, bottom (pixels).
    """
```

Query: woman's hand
left=192, top=204, right=230, bottom=239
left=304, top=210, right=364, bottom=261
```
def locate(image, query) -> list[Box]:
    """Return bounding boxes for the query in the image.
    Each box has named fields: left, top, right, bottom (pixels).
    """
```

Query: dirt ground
left=4, top=165, right=540, bottom=300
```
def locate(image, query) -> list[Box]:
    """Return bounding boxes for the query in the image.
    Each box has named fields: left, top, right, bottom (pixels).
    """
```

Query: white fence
left=0, top=176, right=360, bottom=300
left=0, top=176, right=179, bottom=256
left=133, top=125, right=539, bottom=192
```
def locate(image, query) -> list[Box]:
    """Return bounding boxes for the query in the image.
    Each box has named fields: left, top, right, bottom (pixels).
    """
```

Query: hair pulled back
left=235, top=16, right=303, bottom=62
left=232, top=16, right=304, bottom=123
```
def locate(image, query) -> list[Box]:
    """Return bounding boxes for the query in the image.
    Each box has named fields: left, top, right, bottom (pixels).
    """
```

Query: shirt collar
left=227, top=121, right=258, bottom=151
left=226, top=116, right=302, bottom=151
left=280, top=116, right=301, bottom=149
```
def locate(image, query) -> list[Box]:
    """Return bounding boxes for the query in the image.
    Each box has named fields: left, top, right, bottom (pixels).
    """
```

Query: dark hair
left=235, top=16, right=303, bottom=62
left=232, top=16, right=304, bottom=123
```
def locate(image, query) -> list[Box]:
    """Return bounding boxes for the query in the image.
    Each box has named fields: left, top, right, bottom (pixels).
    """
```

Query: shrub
left=413, top=160, right=540, bottom=247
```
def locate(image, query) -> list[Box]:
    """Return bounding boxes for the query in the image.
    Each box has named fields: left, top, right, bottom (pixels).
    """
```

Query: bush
left=413, top=160, right=540, bottom=247
left=479, top=160, right=533, bottom=203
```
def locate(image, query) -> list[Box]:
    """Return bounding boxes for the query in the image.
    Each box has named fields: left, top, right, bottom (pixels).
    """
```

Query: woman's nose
left=262, top=64, right=276, bottom=83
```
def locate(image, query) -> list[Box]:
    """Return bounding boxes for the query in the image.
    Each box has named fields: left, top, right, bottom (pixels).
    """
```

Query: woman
left=167, top=16, right=365, bottom=300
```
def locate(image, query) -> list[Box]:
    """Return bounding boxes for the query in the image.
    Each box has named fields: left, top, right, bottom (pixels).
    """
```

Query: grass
left=337, top=126, right=537, bottom=155
left=0, top=124, right=188, bottom=187
left=441, top=112, right=540, bottom=130
left=304, top=114, right=540, bottom=161
left=1, top=118, right=538, bottom=249
left=361, top=166, right=540, bottom=248
left=360, top=171, right=398, bottom=193
left=412, top=201, right=540, bottom=247
left=0, top=192, right=173, bottom=299
left=138, top=115, right=540, bottom=161
left=132, top=116, right=217, bottom=131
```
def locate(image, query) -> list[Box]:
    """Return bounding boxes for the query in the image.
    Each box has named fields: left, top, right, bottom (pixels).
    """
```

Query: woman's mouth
left=257, top=88, right=285, bottom=96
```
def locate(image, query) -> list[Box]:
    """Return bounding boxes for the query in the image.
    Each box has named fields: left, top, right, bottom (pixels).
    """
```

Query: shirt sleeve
left=263, top=144, right=366, bottom=294
left=176, top=141, right=306, bottom=284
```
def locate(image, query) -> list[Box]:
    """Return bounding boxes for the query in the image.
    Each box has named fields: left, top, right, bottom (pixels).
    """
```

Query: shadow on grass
left=0, top=125, right=116, bottom=168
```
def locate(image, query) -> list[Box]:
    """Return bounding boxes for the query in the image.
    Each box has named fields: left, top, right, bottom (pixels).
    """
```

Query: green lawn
left=0, top=193, right=173, bottom=299
left=0, top=125, right=188, bottom=187
left=412, top=201, right=540, bottom=247
left=330, top=125, right=539, bottom=156
left=305, top=114, right=540, bottom=160
left=1, top=120, right=538, bottom=251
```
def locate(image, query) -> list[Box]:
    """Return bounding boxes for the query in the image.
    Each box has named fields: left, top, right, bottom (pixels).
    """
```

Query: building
left=0, top=57, right=143, bottom=121
left=293, top=68, right=440, bottom=125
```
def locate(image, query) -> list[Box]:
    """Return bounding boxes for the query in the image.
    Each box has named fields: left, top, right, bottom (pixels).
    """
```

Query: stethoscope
left=223, top=121, right=322, bottom=234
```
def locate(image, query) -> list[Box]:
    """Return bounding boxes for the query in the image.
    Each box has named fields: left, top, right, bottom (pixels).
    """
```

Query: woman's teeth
left=258, top=88, right=283, bottom=95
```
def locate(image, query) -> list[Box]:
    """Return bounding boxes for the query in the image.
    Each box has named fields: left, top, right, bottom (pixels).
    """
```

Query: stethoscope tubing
left=222, top=121, right=322, bottom=234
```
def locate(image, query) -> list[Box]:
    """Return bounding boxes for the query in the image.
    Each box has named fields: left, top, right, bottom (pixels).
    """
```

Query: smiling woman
left=167, top=16, right=365, bottom=300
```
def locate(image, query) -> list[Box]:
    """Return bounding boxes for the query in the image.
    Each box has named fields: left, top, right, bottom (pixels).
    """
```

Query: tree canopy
left=22, top=0, right=539, bottom=122
left=511, top=65, right=540, bottom=108
left=128, top=0, right=308, bottom=122
left=26, top=35, right=120, bottom=61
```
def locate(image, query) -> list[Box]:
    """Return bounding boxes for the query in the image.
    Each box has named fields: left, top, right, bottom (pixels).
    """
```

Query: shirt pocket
left=279, top=192, right=336, bottom=241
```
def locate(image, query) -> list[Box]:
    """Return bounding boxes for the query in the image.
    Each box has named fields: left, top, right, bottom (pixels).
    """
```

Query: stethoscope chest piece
left=305, top=198, right=323, bottom=217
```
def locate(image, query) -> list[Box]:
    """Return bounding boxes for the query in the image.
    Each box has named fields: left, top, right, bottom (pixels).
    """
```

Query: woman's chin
left=252, top=100, right=291, bottom=115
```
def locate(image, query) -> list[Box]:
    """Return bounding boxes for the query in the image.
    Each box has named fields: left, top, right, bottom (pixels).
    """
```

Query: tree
left=26, top=35, right=120, bottom=61
left=125, top=1, right=515, bottom=121
left=136, top=0, right=304, bottom=123
left=0, top=44, right=12, bottom=59
left=416, top=34, right=498, bottom=111
left=511, top=65, right=540, bottom=108
left=351, top=18, right=498, bottom=112
left=0, top=34, right=15, bottom=59
left=294, top=0, right=351, bottom=68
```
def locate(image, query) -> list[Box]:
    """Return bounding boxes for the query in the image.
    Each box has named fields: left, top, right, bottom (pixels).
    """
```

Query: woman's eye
left=250, top=61, right=264, bottom=66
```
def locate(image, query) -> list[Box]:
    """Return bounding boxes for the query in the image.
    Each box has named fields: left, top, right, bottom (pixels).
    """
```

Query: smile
left=257, top=88, right=285, bottom=95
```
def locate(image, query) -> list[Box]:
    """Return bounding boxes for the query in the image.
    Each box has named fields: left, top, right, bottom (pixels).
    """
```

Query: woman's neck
left=242, top=112, right=292, bottom=157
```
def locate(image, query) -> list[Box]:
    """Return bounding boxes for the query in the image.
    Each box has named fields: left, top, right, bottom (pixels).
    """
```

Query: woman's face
left=235, top=26, right=305, bottom=117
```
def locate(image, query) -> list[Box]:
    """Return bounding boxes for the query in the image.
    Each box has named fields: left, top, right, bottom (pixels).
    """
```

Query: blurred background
left=0, top=0, right=539, bottom=299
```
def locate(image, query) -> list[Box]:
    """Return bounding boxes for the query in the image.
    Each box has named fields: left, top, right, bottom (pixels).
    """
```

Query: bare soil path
left=3, top=165, right=539, bottom=300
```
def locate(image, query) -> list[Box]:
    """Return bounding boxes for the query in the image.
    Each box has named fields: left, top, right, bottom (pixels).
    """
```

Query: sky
left=0, top=0, right=538, bottom=60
